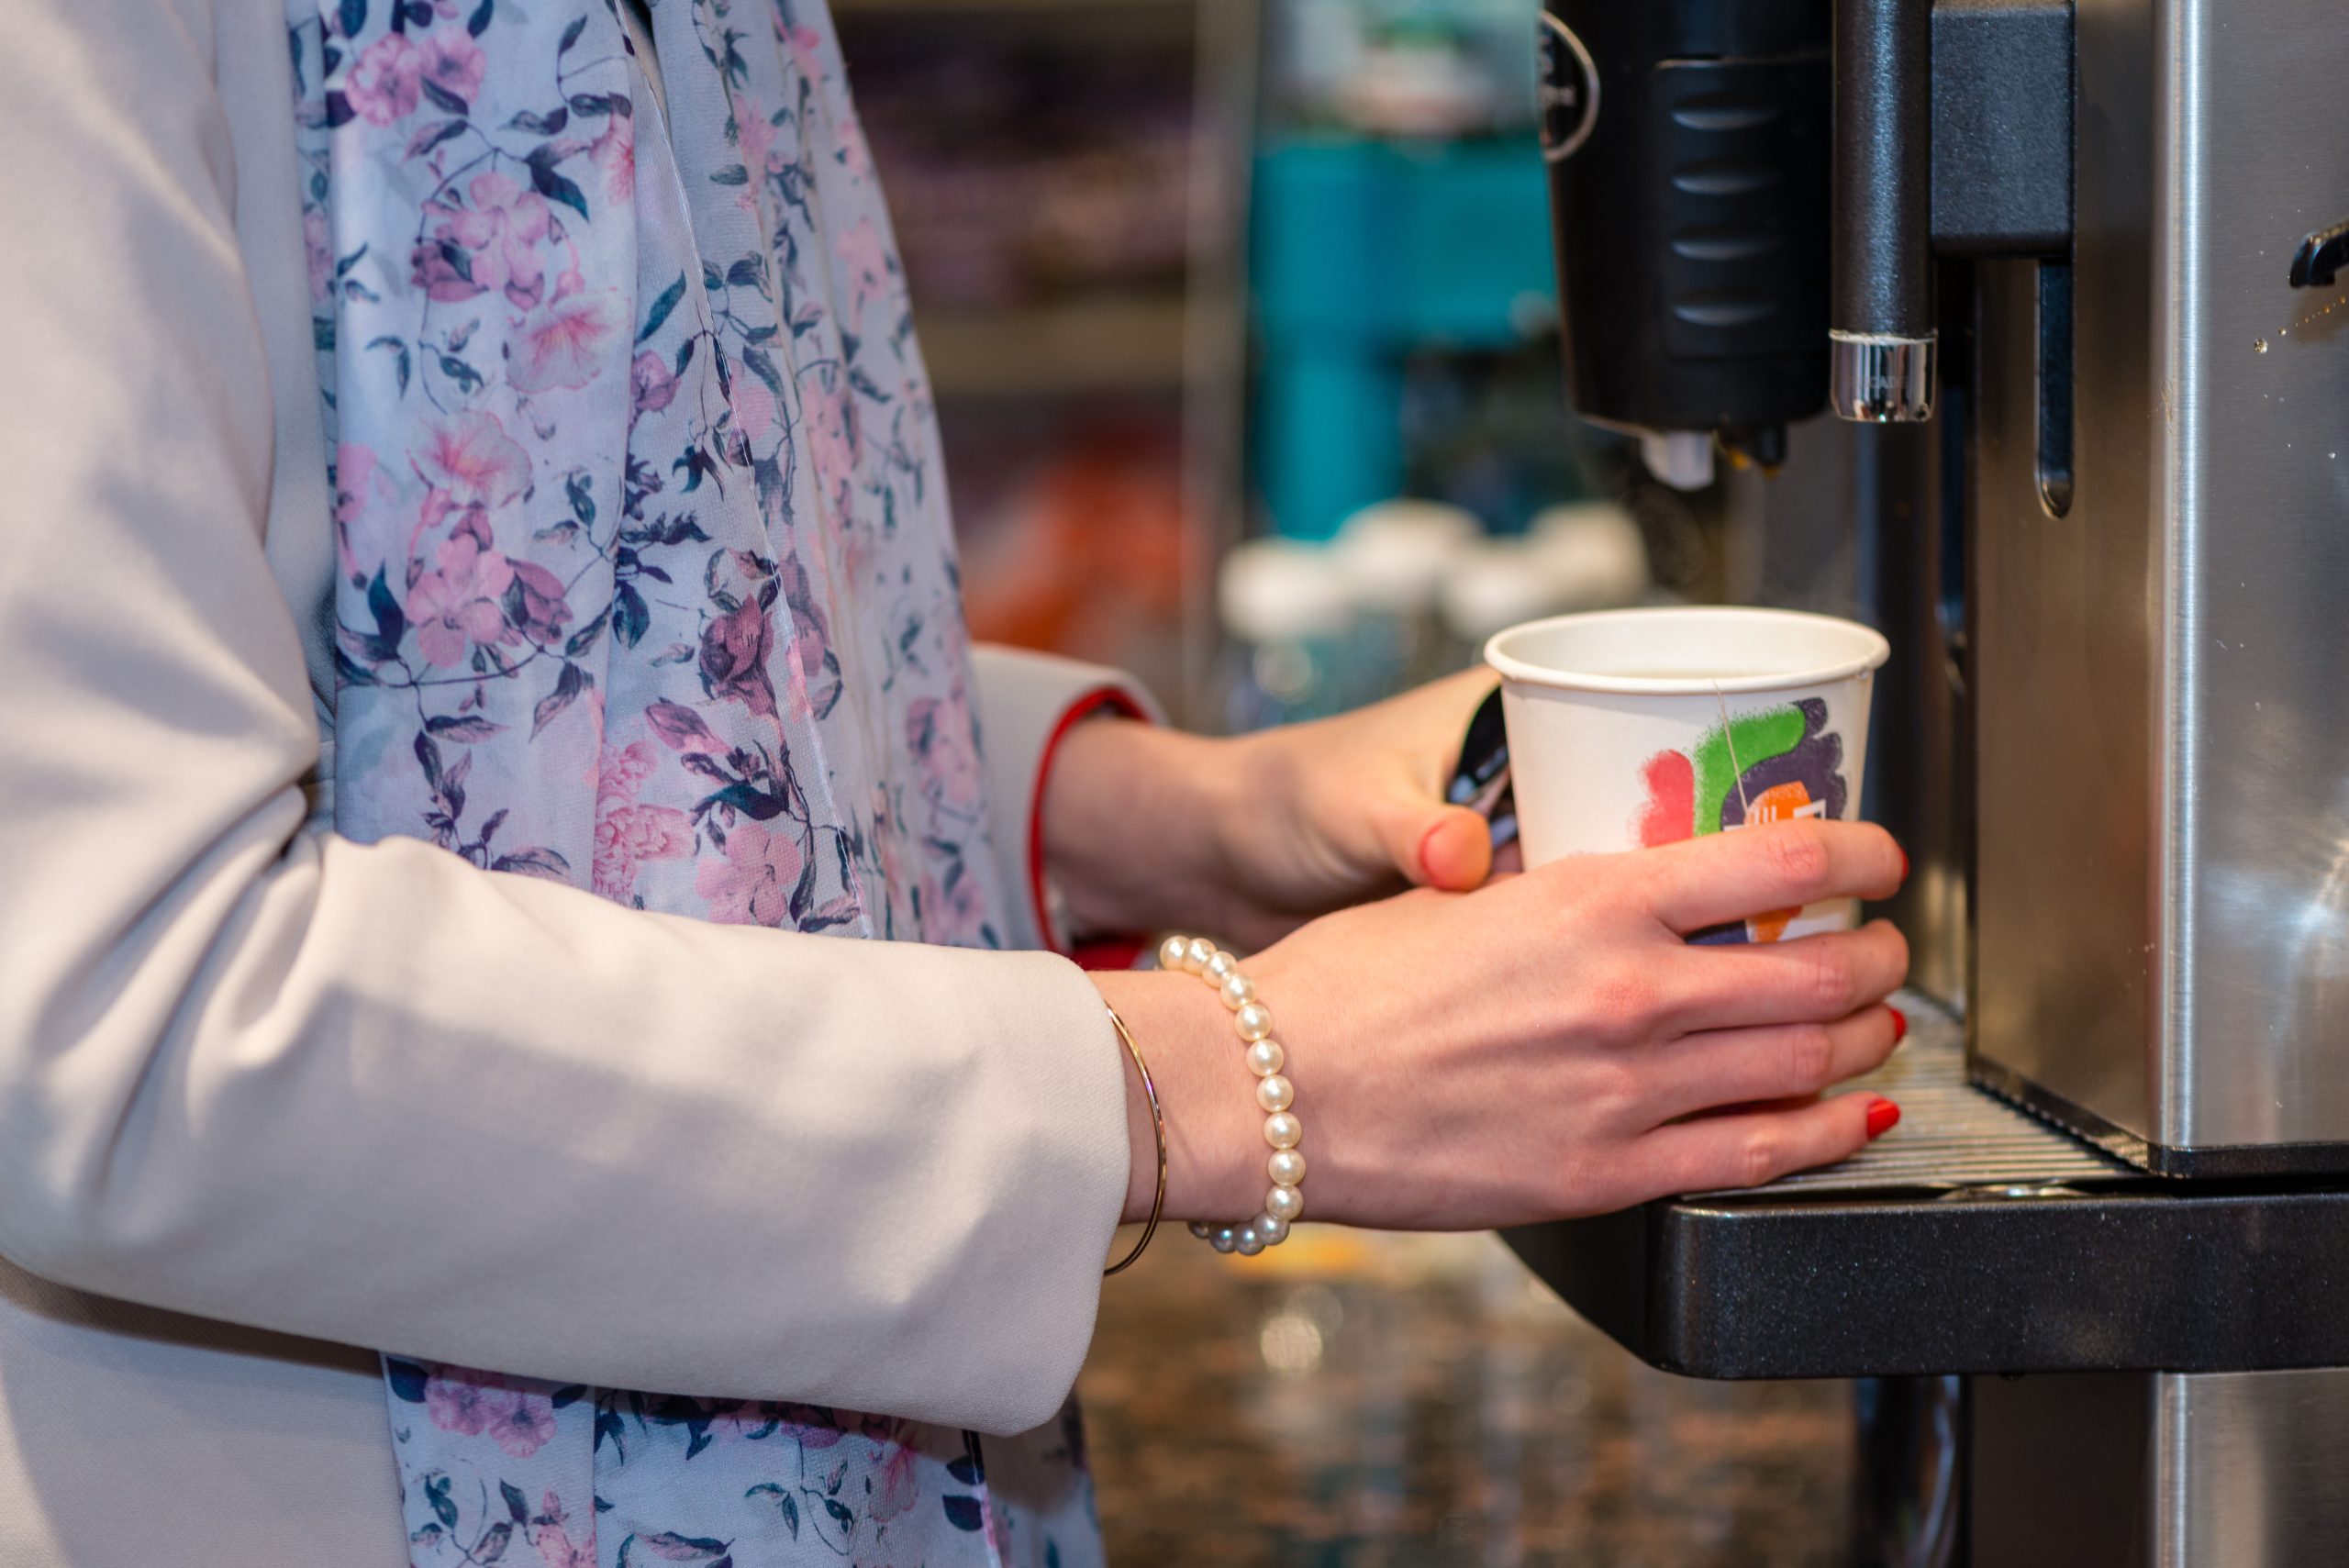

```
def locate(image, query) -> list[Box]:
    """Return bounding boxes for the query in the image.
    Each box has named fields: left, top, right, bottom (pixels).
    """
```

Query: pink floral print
left=594, top=740, right=692, bottom=898
left=592, top=110, right=636, bottom=204
left=508, top=287, right=624, bottom=393
left=290, top=0, right=1086, bottom=1562
left=869, top=1438, right=921, bottom=1523
left=406, top=531, right=515, bottom=666
left=484, top=1394, right=560, bottom=1460
left=696, top=817, right=807, bottom=926
left=530, top=1497, right=596, bottom=1568
left=700, top=593, right=782, bottom=719
left=347, top=32, right=422, bottom=125
left=424, top=1366, right=504, bottom=1437
left=837, top=217, right=889, bottom=318
left=304, top=206, right=336, bottom=302
left=909, top=693, right=984, bottom=814
left=425, top=1367, right=558, bottom=1460
left=415, top=410, right=530, bottom=506
left=630, top=348, right=678, bottom=414
left=415, top=29, right=488, bottom=107
left=416, top=172, right=552, bottom=306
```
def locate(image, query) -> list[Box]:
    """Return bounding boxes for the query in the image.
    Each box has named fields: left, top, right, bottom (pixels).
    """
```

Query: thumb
left=1377, top=797, right=1495, bottom=892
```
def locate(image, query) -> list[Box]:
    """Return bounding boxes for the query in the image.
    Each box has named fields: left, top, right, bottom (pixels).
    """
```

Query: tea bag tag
left=1714, top=682, right=1754, bottom=824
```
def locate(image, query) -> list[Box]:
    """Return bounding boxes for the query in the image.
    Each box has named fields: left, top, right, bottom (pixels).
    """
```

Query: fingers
left=1414, top=806, right=1497, bottom=890
left=1637, top=1005, right=1904, bottom=1124
left=1638, top=820, right=1906, bottom=936
left=1626, top=1089, right=1898, bottom=1195
left=1656, top=920, right=1909, bottom=1036
left=1379, top=671, right=1502, bottom=891
left=1367, top=793, right=1494, bottom=892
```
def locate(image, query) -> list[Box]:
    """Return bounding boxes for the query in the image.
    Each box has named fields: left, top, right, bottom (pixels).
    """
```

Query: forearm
left=1041, top=670, right=1506, bottom=955
left=1042, top=717, right=1252, bottom=940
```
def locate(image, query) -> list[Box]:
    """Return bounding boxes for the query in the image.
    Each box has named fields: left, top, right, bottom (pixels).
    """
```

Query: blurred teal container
left=1251, top=135, right=1558, bottom=541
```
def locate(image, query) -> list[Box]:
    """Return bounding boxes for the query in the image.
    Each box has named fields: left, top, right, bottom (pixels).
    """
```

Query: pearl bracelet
left=1157, top=935, right=1305, bottom=1256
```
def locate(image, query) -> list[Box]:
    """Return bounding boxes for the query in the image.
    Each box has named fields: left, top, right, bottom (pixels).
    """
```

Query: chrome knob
left=1829, top=331, right=1937, bottom=423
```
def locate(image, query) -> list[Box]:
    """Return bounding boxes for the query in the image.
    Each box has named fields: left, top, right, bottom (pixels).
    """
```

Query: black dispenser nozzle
left=1830, top=0, right=1936, bottom=422
left=1540, top=0, right=1833, bottom=485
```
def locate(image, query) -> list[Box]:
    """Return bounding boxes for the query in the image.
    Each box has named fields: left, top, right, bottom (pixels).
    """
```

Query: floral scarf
left=287, top=0, right=1099, bottom=1562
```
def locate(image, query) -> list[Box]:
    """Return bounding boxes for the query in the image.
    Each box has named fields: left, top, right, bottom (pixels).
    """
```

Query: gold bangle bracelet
left=1103, top=1003, right=1168, bottom=1277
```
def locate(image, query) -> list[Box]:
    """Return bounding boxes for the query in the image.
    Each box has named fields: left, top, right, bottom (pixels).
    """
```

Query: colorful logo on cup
left=1632, top=697, right=1850, bottom=944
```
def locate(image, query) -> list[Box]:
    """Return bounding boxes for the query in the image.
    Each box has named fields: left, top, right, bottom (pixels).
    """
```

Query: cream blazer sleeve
left=0, top=0, right=1135, bottom=1438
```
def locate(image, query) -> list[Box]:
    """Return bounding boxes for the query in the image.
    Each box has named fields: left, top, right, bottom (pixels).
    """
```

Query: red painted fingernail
left=1865, top=1098, right=1902, bottom=1140
left=1898, top=847, right=1910, bottom=882
left=1889, top=1006, right=1909, bottom=1043
left=1416, top=820, right=1446, bottom=883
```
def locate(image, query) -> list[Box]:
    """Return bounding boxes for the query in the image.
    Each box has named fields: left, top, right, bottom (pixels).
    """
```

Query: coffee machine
left=1509, top=2, right=2349, bottom=1562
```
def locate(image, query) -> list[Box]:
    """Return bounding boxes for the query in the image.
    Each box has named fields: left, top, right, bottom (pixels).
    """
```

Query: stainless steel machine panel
left=1971, top=1368, right=2349, bottom=1567
left=1973, top=0, right=2349, bottom=1170
left=2156, top=1369, right=2349, bottom=1567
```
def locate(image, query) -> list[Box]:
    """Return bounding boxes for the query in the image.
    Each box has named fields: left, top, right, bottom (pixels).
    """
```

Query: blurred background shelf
left=839, top=0, right=1254, bottom=716
left=918, top=292, right=1226, bottom=398
left=841, top=0, right=1700, bottom=727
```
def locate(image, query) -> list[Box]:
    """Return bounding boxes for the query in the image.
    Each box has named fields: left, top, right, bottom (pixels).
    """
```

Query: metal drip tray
left=1504, top=999, right=2349, bottom=1380
left=1701, top=1004, right=2134, bottom=1195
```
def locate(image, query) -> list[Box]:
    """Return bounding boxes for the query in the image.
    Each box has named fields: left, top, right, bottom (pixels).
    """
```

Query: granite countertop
left=1080, top=1230, right=1854, bottom=1566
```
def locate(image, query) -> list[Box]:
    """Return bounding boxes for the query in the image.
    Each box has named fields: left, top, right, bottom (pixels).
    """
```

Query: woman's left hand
left=1211, top=669, right=1508, bottom=936
left=1044, top=670, right=1504, bottom=949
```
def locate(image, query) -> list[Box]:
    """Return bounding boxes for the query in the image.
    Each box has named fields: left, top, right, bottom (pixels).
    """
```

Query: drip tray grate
left=1703, top=1000, right=2134, bottom=1195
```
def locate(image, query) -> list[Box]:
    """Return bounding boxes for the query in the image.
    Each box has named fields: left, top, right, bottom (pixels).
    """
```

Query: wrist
left=1092, top=968, right=1264, bottom=1225
left=1044, top=719, right=1253, bottom=939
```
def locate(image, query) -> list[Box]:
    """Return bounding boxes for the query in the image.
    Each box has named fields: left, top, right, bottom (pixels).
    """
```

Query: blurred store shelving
left=837, top=0, right=1254, bottom=720
left=842, top=0, right=1734, bottom=731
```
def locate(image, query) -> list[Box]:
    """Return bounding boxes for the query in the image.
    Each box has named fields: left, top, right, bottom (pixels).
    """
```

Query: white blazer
left=0, top=0, right=1148, bottom=1560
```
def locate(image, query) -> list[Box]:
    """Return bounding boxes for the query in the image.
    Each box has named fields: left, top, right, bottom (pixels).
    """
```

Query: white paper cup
left=1485, top=606, right=1890, bottom=944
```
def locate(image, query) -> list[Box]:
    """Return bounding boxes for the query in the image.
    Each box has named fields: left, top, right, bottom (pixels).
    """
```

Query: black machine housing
left=1539, top=0, right=1833, bottom=471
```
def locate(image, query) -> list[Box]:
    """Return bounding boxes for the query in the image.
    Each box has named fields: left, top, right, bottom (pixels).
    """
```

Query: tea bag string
left=1714, top=682, right=1754, bottom=823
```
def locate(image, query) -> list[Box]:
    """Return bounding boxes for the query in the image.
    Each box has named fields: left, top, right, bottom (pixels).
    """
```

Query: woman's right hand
left=1093, top=818, right=1910, bottom=1231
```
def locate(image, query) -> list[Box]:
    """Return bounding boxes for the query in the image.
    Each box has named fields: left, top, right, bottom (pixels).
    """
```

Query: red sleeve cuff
left=1029, top=686, right=1152, bottom=969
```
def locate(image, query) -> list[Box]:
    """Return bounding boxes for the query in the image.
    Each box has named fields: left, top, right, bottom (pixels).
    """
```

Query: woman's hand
left=1216, top=668, right=1508, bottom=926
left=1045, top=671, right=1501, bottom=949
left=1093, top=818, right=1910, bottom=1229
